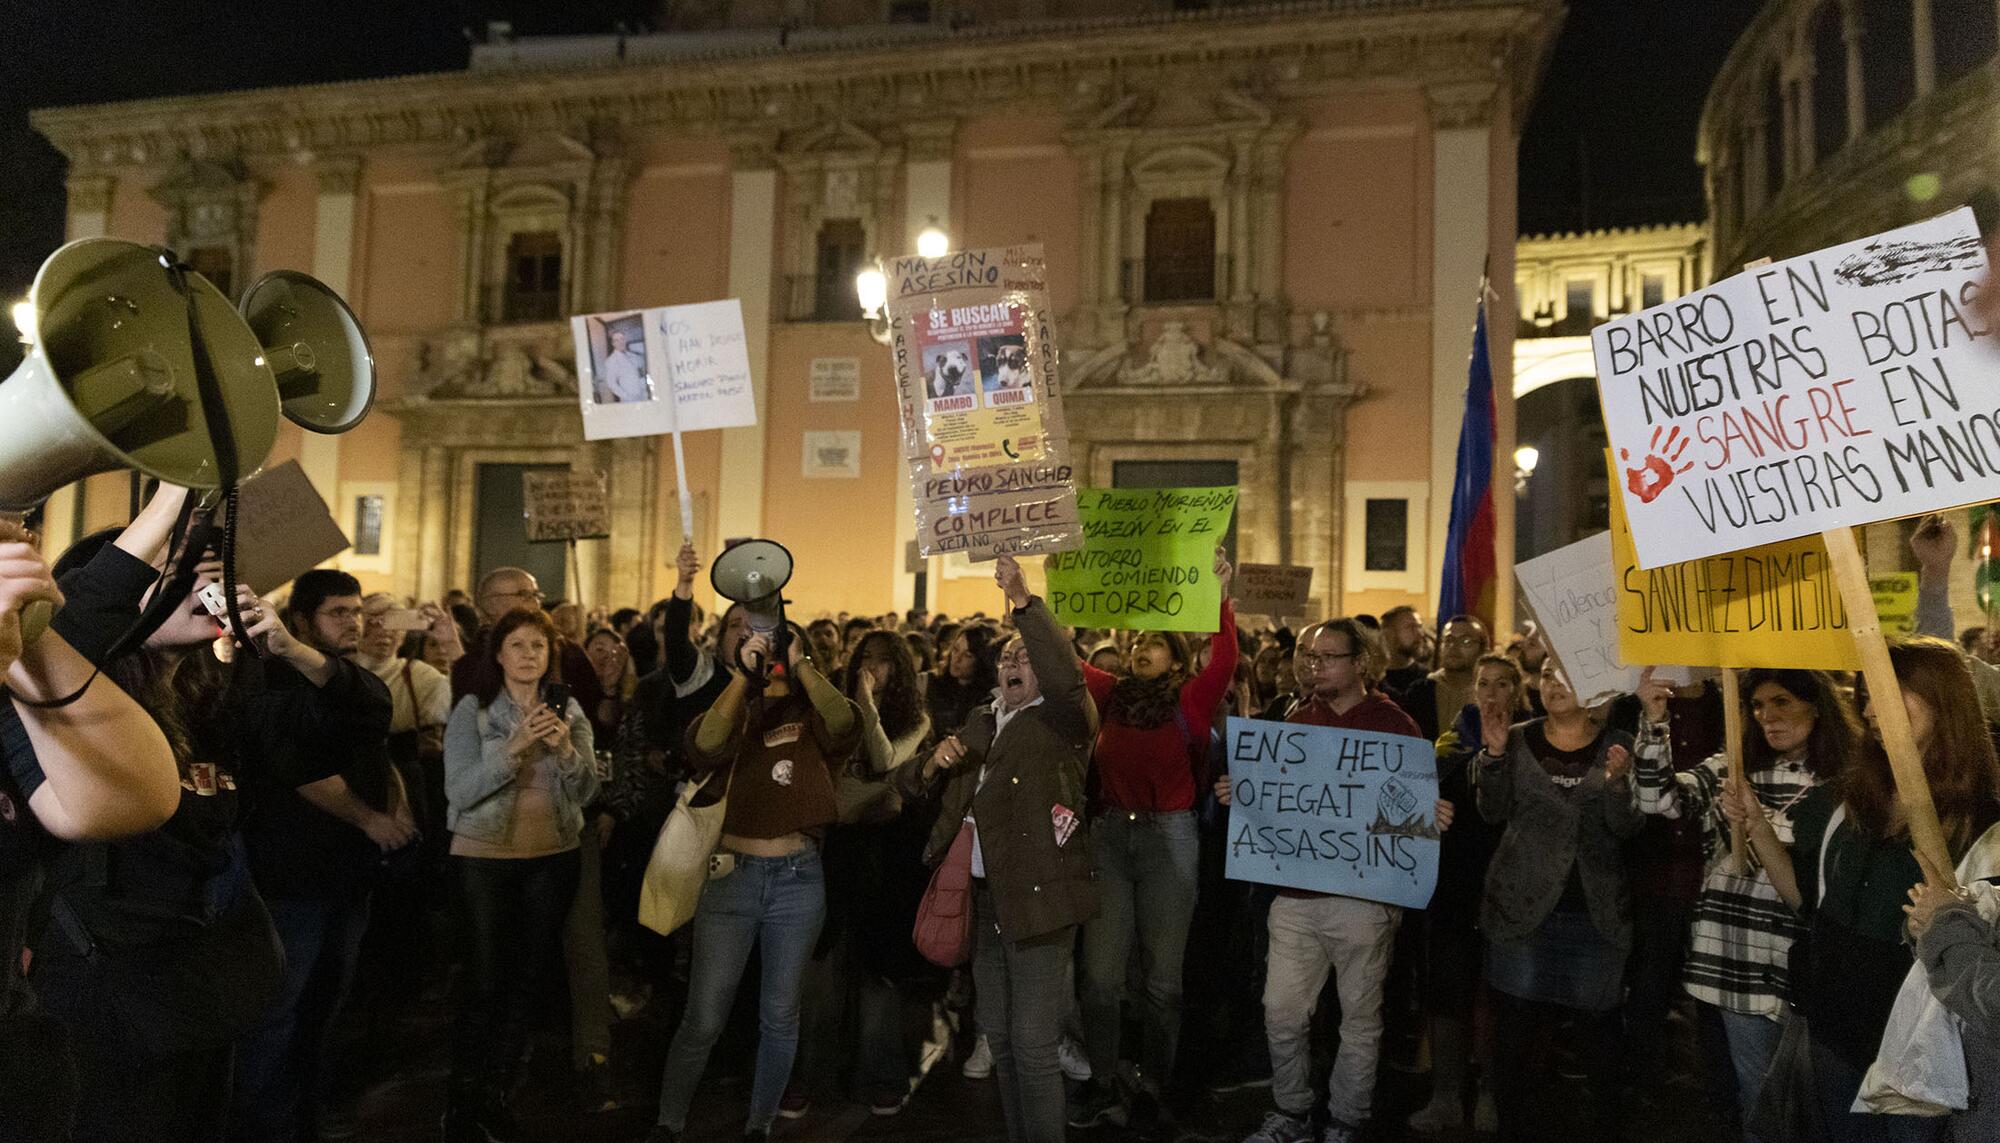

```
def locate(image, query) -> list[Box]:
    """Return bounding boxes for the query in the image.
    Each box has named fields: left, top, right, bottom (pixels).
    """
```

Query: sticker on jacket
left=763, top=723, right=804, bottom=747
left=771, top=759, right=795, bottom=787
left=1052, top=803, right=1078, bottom=848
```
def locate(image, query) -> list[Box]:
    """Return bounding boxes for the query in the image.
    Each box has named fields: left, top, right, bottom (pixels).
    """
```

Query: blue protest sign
left=1222, top=716, right=1441, bottom=908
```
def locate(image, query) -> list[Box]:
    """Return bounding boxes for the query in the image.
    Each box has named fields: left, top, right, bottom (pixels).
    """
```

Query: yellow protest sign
left=1609, top=475, right=1862, bottom=670
left=1870, top=572, right=1918, bottom=636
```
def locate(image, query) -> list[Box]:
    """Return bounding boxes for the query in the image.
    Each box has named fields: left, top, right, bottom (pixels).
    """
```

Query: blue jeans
left=229, top=892, right=373, bottom=1143
left=1080, top=810, right=1198, bottom=1091
left=656, top=848, right=825, bottom=1132
left=1715, top=1006, right=1782, bottom=1143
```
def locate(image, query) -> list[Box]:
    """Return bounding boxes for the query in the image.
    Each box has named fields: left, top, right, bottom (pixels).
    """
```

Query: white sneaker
left=1474, top=1086, right=1499, bottom=1133
left=1058, top=1035, right=1092, bottom=1082
left=1407, top=1094, right=1464, bottom=1134
left=1241, top=1110, right=1314, bottom=1143
left=961, top=1034, right=994, bottom=1080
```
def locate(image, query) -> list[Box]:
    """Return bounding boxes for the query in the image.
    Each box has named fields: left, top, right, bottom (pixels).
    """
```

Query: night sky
left=0, top=0, right=1759, bottom=334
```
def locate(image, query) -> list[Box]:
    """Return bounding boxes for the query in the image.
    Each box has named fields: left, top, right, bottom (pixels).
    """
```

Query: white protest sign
left=1593, top=208, right=1993, bottom=569
left=1514, top=531, right=1690, bottom=706
left=575, top=299, right=758, bottom=442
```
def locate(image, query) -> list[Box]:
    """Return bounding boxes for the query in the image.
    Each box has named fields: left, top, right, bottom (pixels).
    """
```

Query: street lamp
left=1513, top=444, right=1540, bottom=495
left=916, top=226, right=949, bottom=259
left=855, top=265, right=891, bottom=345
left=10, top=300, right=34, bottom=345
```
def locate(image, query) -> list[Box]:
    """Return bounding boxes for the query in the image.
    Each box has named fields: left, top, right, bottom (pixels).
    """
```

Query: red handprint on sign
left=1622, top=426, right=1693, bottom=504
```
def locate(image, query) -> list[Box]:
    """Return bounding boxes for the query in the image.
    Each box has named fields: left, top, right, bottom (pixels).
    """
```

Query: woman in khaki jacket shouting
left=896, top=553, right=1098, bottom=1143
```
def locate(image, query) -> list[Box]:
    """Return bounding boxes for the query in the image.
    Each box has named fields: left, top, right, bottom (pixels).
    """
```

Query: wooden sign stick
left=567, top=538, right=585, bottom=611
left=1721, top=667, right=1747, bottom=874
left=1822, top=525, right=1956, bottom=884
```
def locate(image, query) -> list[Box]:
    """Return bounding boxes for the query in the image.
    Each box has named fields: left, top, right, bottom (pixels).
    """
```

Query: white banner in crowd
left=1515, top=531, right=1691, bottom=706
left=573, top=299, right=757, bottom=442
left=1593, top=208, right=1993, bottom=569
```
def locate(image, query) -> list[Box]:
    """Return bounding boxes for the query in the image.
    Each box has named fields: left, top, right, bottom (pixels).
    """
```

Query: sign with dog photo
left=910, top=300, right=1046, bottom=470
left=886, top=243, right=1082, bottom=559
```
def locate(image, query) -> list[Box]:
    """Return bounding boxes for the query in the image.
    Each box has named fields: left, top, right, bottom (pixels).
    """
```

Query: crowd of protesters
left=5, top=493, right=2000, bottom=1143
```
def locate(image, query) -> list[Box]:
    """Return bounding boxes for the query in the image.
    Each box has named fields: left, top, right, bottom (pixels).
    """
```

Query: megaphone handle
left=219, top=486, right=261, bottom=659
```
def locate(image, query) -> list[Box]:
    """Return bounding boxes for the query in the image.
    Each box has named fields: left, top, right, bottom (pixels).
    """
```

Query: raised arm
left=996, top=555, right=1095, bottom=739
left=665, top=544, right=704, bottom=685
left=1178, top=590, right=1242, bottom=726
left=1470, top=702, right=1518, bottom=824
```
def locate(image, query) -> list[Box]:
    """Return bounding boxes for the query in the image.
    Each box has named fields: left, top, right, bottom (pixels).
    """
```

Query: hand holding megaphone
left=0, top=522, right=64, bottom=675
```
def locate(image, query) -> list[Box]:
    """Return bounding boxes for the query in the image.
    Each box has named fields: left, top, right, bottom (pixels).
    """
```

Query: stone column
left=1913, top=0, right=1937, bottom=97
left=1074, top=147, right=1105, bottom=343
left=717, top=136, right=778, bottom=544
left=1426, top=84, right=1494, bottom=613
left=300, top=156, right=361, bottom=512
left=898, top=124, right=954, bottom=610
left=39, top=173, right=117, bottom=553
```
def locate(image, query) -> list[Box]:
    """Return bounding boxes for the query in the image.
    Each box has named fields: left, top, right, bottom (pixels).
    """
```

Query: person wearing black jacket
left=20, top=493, right=383, bottom=1143
left=231, top=569, right=401, bottom=1143
left=0, top=517, right=180, bottom=1143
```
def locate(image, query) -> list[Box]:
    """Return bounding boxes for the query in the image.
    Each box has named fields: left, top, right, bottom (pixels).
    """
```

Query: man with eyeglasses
left=1397, top=615, right=1491, bottom=742
left=1215, top=617, right=1454, bottom=1143
left=452, top=567, right=603, bottom=715
left=233, top=568, right=402, bottom=1143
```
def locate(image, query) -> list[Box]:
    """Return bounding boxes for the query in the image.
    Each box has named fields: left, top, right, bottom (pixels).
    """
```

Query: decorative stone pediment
left=1068, top=313, right=1353, bottom=394
left=780, top=118, right=885, bottom=159
left=412, top=323, right=579, bottom=400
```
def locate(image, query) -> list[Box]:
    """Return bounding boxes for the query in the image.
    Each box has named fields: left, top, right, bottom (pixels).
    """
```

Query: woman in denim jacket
left=441, top=607, right=597, bottom=1143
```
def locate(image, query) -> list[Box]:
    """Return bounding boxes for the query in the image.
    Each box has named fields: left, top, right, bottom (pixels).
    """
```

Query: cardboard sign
left=1045, top=487, right=1238, bottom=632
left=1593, top=209, right=1994, bottom=569
left=1221, top=717, right=1440, bottom=908
left=809, top=357, right=861, bottom=402
left=1514, top=532, right=1693, bottom=706
left=1607, top=479, right=1862, bottom=670
left=1871, top=571, right=1919, bottom=635
left=522, top=471, right=609, bottom=543
left=232, top=461, right=351, bottom=595
left=1233, top=563, right=1315, bottom=618
left=574, top=299, right=757, bottom=442
left=888, top=244, right=1081, bottom=558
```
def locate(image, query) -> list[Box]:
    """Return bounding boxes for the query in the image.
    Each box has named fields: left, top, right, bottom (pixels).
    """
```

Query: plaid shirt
left=1634, top=721, right=1816, bottom=1018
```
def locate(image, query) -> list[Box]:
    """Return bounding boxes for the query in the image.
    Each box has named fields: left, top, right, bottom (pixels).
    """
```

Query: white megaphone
left=710, top=539, right=794, bottom=676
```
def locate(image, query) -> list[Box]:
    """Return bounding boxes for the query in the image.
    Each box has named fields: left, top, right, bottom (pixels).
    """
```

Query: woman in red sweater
left=1070, top=546, right=1238, bottom=1130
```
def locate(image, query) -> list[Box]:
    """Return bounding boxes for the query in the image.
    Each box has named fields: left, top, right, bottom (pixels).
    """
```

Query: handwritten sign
left=233, top=460, right=351, bottom=594
left=1222, top=717, right=1440, bottom=907
left=1514, top=532, right=1693, bottom=705
left=1593, top=208, right=1994, bottom=569
left=809, top=357, right=861, bottom=402
left=1233, top=563, right=1315, bottom=618
left=889, top=244, right=1081, bottom=558
left=575, top=299, right=758, bottom=442
left=522, top=471, right=610, bottom=543
left=1871, top=571, right=1919, bottom=635
left=1608, top=477, right=1861, bottom=670
left=1045, top=487, right=1238, bottom=632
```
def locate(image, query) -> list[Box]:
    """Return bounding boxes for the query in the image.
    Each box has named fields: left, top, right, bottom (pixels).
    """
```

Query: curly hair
left=846, top=629, right=924, bottom=742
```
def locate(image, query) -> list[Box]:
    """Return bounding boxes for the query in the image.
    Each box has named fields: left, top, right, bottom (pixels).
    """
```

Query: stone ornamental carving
left=415, top=325, right=579, bottom=399
left=1122, top=322, right=1224, bottom=387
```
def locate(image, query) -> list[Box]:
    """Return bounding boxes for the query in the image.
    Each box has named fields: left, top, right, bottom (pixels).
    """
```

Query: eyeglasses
left=1444, top=634, right=1486, bottom=647
left=1298, top=651, right=1358, bottom=667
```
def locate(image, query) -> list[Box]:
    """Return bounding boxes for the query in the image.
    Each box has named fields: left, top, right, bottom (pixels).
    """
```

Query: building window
left=1863, top=0, right=1916, bottom=129
left=1364, top=498, right=1408, bottom=572
left=1763, top=67, right=1788, bottom=192
left=1640, top=273, right=1668, bottom=310
left=1144, top=197, right=1217, bottom=303
left=887, top=0, right=931, bottom=22
left=1557, top=278, right=1595, bottom=334
left=813, top=218, right=866, bottom=322
left=1811, top=6, right=1848, bottom=161
left=352, top=494, right=385, bottom=557
left=184, top=245, right=236, bottom=299
left=503, top=230, right=563, bottom=323
left=1935, top=0, right=2000, bottom=85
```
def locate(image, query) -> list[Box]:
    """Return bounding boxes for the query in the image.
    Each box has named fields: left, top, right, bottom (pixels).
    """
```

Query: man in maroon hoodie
left=1216, top=617, right=1454, bottom=1143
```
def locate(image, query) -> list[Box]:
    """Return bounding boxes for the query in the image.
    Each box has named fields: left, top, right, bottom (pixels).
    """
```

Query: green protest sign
left=1045, top=486, right=1238, bottom=632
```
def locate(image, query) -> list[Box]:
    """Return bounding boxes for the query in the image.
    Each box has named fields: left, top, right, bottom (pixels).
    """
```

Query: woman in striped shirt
left=1632, top=667, right=1859, bottom=1143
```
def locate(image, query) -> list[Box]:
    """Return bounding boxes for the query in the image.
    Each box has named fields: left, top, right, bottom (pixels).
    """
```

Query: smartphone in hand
left=541, top=680, right=572, bottom=713
left=382, top=608, right=428, bottom=632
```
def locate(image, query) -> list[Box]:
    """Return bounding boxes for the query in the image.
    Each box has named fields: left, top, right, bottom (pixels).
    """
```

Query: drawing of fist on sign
left=1621, top=426, right=1693, bottom=504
